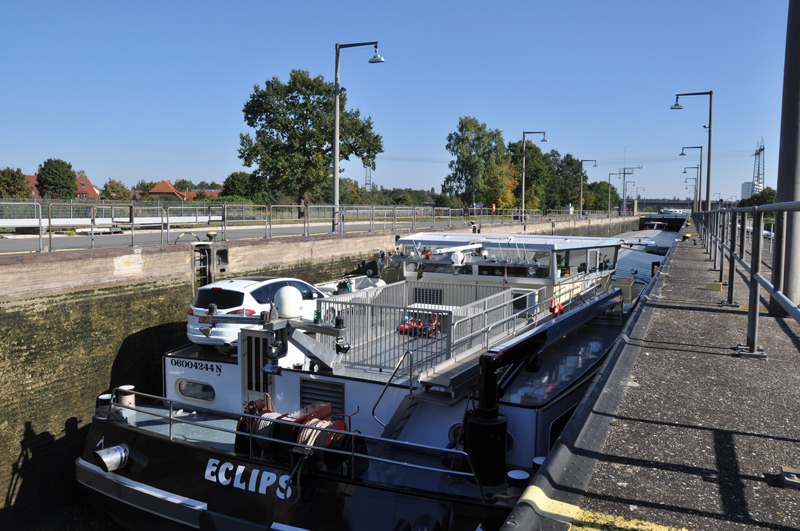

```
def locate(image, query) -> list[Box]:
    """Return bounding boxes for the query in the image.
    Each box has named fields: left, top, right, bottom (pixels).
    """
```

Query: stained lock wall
left=0, top=218, right=638, bottom=527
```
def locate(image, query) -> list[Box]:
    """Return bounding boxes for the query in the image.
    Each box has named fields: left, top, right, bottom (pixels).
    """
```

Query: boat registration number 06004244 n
left=169, top=359, right=223, bottom=373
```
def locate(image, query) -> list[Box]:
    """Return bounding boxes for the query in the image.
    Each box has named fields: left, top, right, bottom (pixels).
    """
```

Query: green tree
left=100, top=179, right=130, bottom=201
left=556, top=154, right=586, bottom=209
left=507, top=139, right=548, bottom=209
left=585, top=180, right=620, bottom=211
left=221, top=171, right=253, bottom=198
left=443, top=116, right=505, bottom=206
left=173, top=179, right=195, bottom=193
left=739, top=187, right=777, bottom=207
left=0, top=167, right=32, bottom=198
left=36, top=158, right=76, bottom=199
left=133, top=180, right=159, bottom=193
left=238, top=69, right=384, bottom=204
left=483, top=157, right=518, bottom=209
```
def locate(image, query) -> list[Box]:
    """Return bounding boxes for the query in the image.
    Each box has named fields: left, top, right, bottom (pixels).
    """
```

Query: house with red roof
left=142, top=180, right=220, bottom=201
left=142, top=180, right=186, bottom=200
left=24, top=174, right=100, bottom=200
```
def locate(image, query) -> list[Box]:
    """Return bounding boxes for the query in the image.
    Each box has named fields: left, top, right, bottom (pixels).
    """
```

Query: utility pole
left=771, top=1, right=800, bottom=314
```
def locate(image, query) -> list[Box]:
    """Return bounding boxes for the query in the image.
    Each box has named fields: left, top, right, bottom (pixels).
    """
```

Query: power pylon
left=753, top=138, right=765, bottom=190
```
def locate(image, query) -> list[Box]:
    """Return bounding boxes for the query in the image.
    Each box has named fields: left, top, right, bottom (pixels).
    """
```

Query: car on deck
left=187, top=277, right=326, bottom=348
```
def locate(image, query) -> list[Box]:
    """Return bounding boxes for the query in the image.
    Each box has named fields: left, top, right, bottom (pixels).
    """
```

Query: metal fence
left=696, top=201, right=800, bottom=357
left=315, top=280, right=536, bottom=376
left=0, top=199, right=634, bottom=253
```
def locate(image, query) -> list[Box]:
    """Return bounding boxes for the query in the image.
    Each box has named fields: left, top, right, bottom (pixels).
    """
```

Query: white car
left=187, top=277, right=326, bottom=348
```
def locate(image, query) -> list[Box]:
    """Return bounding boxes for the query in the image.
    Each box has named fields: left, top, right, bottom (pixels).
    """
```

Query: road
left=0, top=219, right=481, bottom=254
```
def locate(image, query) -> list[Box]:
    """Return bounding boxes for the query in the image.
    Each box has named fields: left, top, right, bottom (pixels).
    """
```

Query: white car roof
left=199, top=277, right=300, bottom=291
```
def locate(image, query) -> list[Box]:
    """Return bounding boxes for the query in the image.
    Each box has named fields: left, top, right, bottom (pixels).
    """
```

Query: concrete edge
left=500, top=231, right=684, bottom=530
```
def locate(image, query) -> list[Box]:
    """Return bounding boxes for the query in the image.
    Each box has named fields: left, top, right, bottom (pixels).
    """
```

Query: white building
left=741, top=181, right=763, bottom=200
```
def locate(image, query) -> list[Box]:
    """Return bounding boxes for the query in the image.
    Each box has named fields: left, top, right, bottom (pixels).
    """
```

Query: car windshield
left=193, top=289, right=244, bottom=310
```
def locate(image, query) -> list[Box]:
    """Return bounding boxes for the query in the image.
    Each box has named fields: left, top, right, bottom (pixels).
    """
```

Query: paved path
left=569, top=231, right=800, bottom=529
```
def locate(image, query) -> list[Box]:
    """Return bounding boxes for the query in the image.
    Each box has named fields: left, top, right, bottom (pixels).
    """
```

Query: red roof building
left=24, top=175, right=40, bottom=198
left=24, top=174, right=100, bottom=200
left=142, top=180, right=220, bottom=201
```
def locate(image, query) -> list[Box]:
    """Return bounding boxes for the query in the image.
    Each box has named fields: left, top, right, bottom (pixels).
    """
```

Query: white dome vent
left=274, top=286, right=303, bottom=319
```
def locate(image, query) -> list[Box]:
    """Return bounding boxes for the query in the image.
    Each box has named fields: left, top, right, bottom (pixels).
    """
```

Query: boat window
left=177, top=380, right=216, bottom=402
left=598, top=246, right=617, bottom=271
left=193, top=289, right=244, bottom=310
left=478, top=265, right=532, bottom=278
left=526, top=251, right=550, bottom=278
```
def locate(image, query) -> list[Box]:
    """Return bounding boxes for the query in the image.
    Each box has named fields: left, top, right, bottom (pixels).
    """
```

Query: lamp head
left=369, top=45, right=385, bottom=63
left=679, top=151, right=686, bottom=156
left=540, top=134, right=548, bottom=142
left=593, top=161, right=598, bottom=167
left=670, top=96, right=683, bottom=110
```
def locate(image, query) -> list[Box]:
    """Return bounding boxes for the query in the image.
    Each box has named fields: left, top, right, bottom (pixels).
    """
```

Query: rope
left=297, top=418, right=332, bottom=448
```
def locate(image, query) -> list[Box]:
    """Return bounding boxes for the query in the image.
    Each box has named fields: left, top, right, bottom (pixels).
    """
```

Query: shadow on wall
left=1, top=322, right=189, bottom=530
left=0, top=418, right=119, bottom=530
left=107, top=321, right=189, bottom=396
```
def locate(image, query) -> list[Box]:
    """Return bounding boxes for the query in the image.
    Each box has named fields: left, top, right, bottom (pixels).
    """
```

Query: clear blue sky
left=0, top=0, right=790, bottom=203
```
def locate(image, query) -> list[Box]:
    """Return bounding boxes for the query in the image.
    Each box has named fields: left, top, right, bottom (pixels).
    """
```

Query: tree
left=482, top=157, right=518, bottom=209
left=100, top=179, right=130, bottom=201
left=507, top=139, right=548, bottom=209
left=36, top=158, right=76, bottom=199
left=555, top=154, right=586, bottom=209
left=739, top=187, right=777, bottom=207
left=0, top=167, right=32, bottom=198
left=133, top=180, right=159, bottom=193
left=443, top=116, right=505, bottom=206
left=586, top=180, right=620, bottom=211
left=222, top=171, right=253, bottom=198
left=238, top=69, right=384, bottom=205
left=173, top=179, right=195, bottom=193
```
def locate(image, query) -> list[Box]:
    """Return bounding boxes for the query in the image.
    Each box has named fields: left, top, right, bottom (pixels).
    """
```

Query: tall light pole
left=521, top=131, right=548, bottom=231
left=626, top=181, right=636, bottom=208
left=635, top=187, right=646, bottom=208
left=333, top=41, right=384, bottom=230
left=685, top=175, right=697, bottom=205
left=683, top=166, right=700, bottom=210
left=607, top=172, right=619, bottom=217
left=672, top=91, right=713, bottom=211
left=619, top=166, right=642, bottom=214
left=579, top=159, right=597, bottom=215
left=680, top=146, right=703, bottom=212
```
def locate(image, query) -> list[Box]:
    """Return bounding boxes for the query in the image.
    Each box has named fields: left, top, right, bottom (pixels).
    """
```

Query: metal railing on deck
left=695, top=201, right=800, bottom=356
left=106, top=388, right=488, bottom=500
left=316, top=281, right=534, bottom=376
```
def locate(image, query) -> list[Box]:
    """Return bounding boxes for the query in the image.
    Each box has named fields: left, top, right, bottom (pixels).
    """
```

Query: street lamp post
left=521, top=131, right=548, bottom=230
left=626, top=181, right=636, bottom=210
left=635, top=187, right=646, bottom=208
left=683, top=166, right=700, bottom=210
left=579, top=159, right=597, bottom=216
left=680, top=146, right=703, bottom=212
left=618, top=166, right=642, bottom=214
left=333, top=41, right=384, bottom=230
left=607, top=173, right=619, bottom=218
left=685, top=177, right=697, bottom=205
left=672, top=91, right=713, bottom=211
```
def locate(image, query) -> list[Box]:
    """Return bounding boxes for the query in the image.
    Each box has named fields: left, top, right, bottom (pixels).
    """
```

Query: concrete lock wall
left=0, top=218, right=637, bottom=526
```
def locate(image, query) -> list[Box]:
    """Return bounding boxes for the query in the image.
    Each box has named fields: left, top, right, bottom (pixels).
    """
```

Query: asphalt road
left=0, top=219, right=475, bottom=254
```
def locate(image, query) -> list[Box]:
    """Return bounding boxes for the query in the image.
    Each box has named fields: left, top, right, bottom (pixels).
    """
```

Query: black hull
left=77, top=419, right=514, bottom=531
